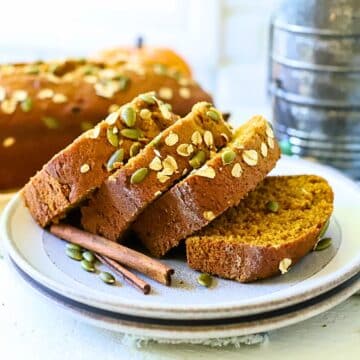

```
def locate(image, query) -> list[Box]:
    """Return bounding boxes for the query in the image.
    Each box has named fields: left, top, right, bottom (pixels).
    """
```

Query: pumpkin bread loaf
left=133, top=115, right=281, bottom=257
left=186, top=175, right=334, bottom=282
left=0, top=59, right=211, bottom=190
left=81, top=102, right=232, bottom=241
left=23, top=93, right=178, bottom=227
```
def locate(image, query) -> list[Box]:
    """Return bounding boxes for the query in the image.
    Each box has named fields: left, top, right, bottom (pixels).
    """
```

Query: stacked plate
left=1, top=157, right=360, bottom=341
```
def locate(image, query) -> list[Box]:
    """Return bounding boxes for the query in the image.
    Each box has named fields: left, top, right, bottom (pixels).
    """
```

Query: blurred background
left=0, top=0, right=280, bottom=117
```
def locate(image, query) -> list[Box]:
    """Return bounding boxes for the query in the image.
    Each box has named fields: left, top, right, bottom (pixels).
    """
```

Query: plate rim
left=2, top=157, right=360, bottom=320
left=10, top=257, right=360, bottom=340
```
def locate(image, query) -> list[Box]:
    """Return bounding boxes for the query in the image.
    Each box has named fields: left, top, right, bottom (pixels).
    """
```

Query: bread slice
left=186, top=175, right=334, bottom=282
left=23, top=93, right=178, bottom=227
left=81, top=102, right=232, bottom=241
left=133, top=115, right=281, bottom=257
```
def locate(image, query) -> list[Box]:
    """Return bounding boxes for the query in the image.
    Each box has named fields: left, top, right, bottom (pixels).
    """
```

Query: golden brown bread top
left=80, top=102, right=232, bottom=240
left=132, top=115, right=281, bottom=257
left=23, top=92, right=178, bottom=227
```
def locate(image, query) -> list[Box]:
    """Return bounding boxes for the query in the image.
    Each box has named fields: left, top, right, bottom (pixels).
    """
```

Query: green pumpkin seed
left=222, top=149, right=236, bottom=165
left=121, top=106, right=137, bottom=127
left=99, top=271, right=116, bottom=285
left=42, top=116, right=59, bottom=129
left=130, top=142, right=142, bottom=157
left=197, top=273, right=212, bottom=287
left=130, top=167, right=149, bottom=184
left=81, top=259, right=95, bottom=272
left=82, top=251, right=96, bottom=263
left=120, top=128, right=142, bottom=140
left=66, top=248, right=82, bottom=261
left=206, top=109, right=220, bottom=122
left=314, top=237, right=332, bottom=251
left=80, top=121, right=93, bottom=132
left=66, top=242, right=82, bottom=251
left=266, top=201, right=279, bottom=213
left=107, top=148, right=124, bottom=171
left=107, top=127, right=119, bottom=147
left=20, top=98, right=33, bottom=112
left=139, top=93, right=156, bottom=105
left=189, top=150, right=206, bottom=169
left=149, top=133, right=162, bottom=147
left=319, top=219, right=330, bottom=239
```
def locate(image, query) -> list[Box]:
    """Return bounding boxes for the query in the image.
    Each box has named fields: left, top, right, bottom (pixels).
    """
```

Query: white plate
left=10, top=259, right=360, bottom=340
left=1, top=157, right=360, bottom=320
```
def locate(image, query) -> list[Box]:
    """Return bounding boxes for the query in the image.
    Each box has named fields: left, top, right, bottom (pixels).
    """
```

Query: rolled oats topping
left=191, top=130, right=202, bottom=146
left=266, top=125, right=274, bottom=138
left=37, top=88, right=55, bottom=100
left=149, top=156, right=163, bottom=171
left=231, top=163, right=243, bottom=178
left=1, top=99, right=17, bottom=114
left=2, top=136, right=15, bottom=147
left=261, top=142, right=268, bottom=157
left=195, top=165, right=216, bottom=179
left=203, top=130, right=214, bottom=148
left=52, top=93, right=68, bottom=104
left=162, top=155, right=178, bottom=174
left=242, top=149, right=258, bottom=166
left=80, top=163, right=90, bottom=174
left=179, top=87, right=191, bottom=99
left=108, top=104, right=120, bottom=113
left=158, top=87, right=173, bottom=100
left=165, top=132, right=179, bottom=146
left=267, top=137, right=275, bottom=149
left=12, top=90, right=28, bottom=102
left=0, top=86, right=6, bottom=101
left=279, top=258, right=292, bottom=274
left=139, top=108, right=152, bottom=120
left=176, top=143, right=194, bottom=157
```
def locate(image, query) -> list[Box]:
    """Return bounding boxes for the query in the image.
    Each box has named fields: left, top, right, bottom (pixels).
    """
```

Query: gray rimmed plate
left=1, top=157, right=360, bottom=321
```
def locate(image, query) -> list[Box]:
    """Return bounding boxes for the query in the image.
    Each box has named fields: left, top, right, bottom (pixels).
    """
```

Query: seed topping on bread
left=279, top=258, right=292, bottom=274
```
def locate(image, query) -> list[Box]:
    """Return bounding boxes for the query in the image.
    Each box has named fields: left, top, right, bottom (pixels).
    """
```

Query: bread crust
left=23, top=94, right=178, bottom=227
left=186, top=175, right=334, bottom=282
left=133, top=116, right=281, bottom=257
left=0, top=60, right=211, bottom=190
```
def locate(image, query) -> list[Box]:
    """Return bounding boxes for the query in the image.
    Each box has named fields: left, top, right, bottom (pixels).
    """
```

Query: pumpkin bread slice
left=133, top=115, right=281, bottom=257
left=23, top=93, right=178, bottom=227
left=186, top=175, right=334, bottom=282
left=80, top=102, right=232, bottom=241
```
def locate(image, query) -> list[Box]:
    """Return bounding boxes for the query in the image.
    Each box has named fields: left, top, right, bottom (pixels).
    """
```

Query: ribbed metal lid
left=274, top=0, right=360, bottom=36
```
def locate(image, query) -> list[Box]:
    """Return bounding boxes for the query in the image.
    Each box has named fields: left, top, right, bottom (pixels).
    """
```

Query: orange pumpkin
left=96, top=38, right=192, bottom=77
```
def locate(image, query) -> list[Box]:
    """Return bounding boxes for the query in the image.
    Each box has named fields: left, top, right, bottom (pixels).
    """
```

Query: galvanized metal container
left=269, top=0, right=360, bottom=178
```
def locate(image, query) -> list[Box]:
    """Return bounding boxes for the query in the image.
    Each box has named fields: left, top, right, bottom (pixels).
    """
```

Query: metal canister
left=269, top=0, right=360, bottom=178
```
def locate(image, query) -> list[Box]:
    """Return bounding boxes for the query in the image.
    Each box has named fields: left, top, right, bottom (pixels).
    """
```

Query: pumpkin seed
left=319, top=219, right=330, bottom=239
left=82, top=251, right=96, bottom=263
left=66, top=248, right=82, bottom=261
left=266, top=201, right=279, bottom=213
left=99, top=271, right=116, bottom=285
left=206, top=109, right=220, bottom=122
left=120, top=128, right=142, bottom=140
left=106, top=127, right=119, bottom=147
left=197, top=273, right=212, bottom=287
left=42, top=116, right=59, bottom=129
left=189, top=150, right=206, bottom=169
left=117, top=76, right=129, bottom=91
left=121, top=106, right=136, bottom=127
left=81, top=259, right=95, bottom=272
left=139, top=93, right=156, bottom=104
left=20, top=98, right=33, bottom=112
left=315, top=237, right=332, bottom=251
left=107, top=148, right=124, bottom=171
left=66, top=242, right=82, bottom=251
left=222, top=149, right=236, bottom=165
left=130, top=167, right=149, bottom=184
left=130, top=142, right=142, bottom=157
left=153, top=63, right=167, bottom=75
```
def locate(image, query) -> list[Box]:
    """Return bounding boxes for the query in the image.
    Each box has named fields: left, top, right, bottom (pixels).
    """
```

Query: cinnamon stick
left=50, top=224, right=174, bottom=286
left=96, top=254, right=151, bottom=295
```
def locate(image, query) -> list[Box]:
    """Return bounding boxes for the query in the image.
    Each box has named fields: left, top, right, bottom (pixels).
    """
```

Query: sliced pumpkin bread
left=133, top=115, right=281, bottom=257
left=23, top=93, right=178, bottom=227
left=80, top=102, right=232, bottom=241
left=186, top=175, right=334, bottom=282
